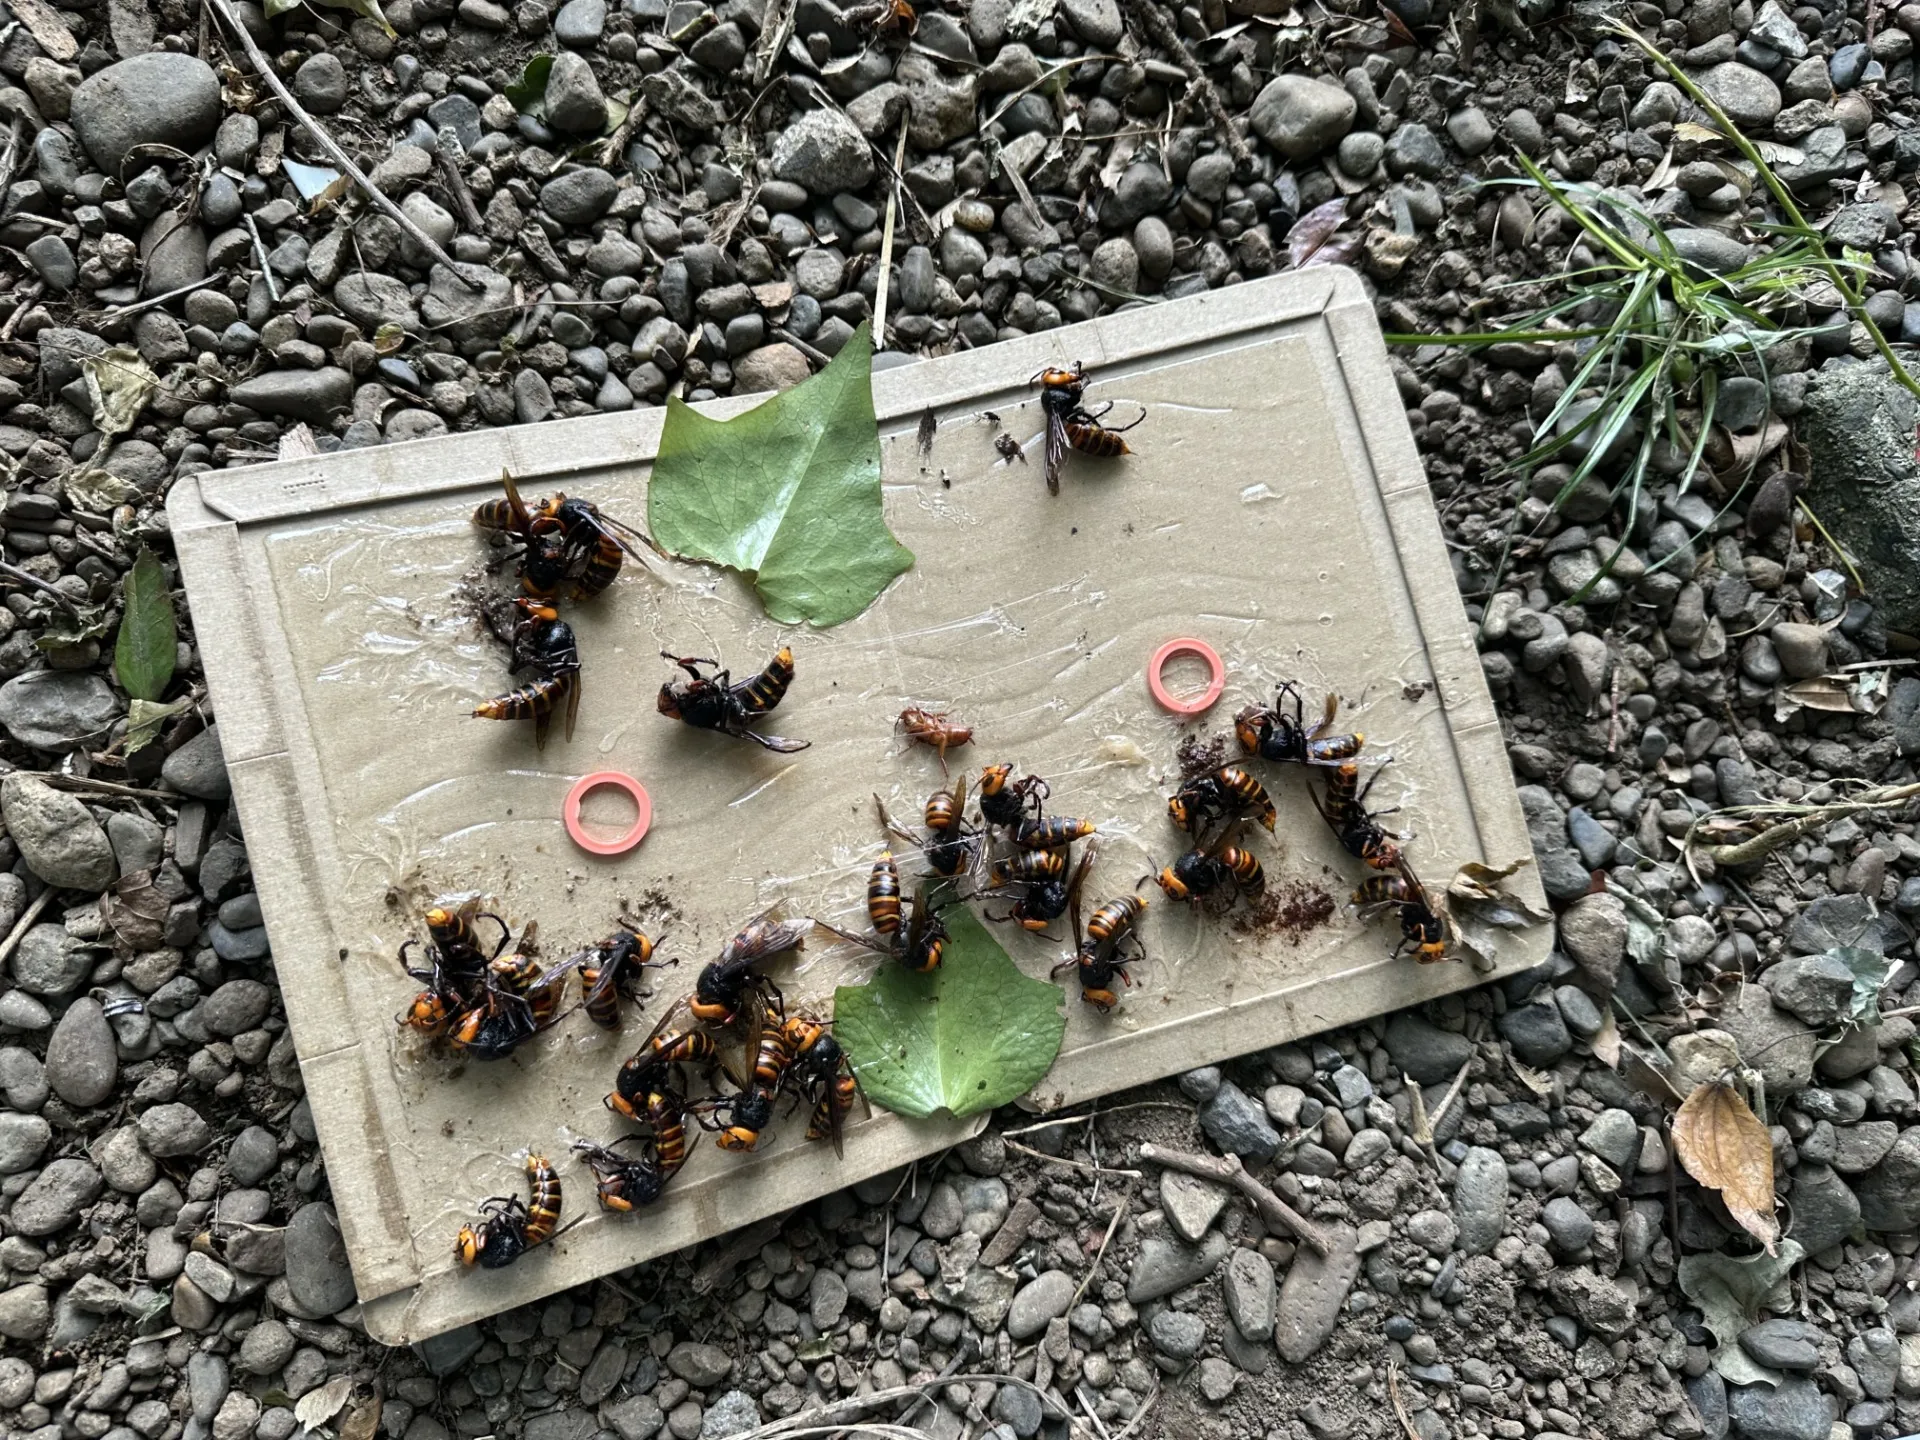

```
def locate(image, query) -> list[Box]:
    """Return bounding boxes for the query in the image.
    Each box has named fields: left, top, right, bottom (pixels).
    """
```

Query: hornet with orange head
left=454, top=1153, right=562, bottom=1269
left=575, top=920, right=674, bottom=1030
left=577, top=1081, right=692, bottom=1210
left=1054, top=891, right=1148, bottom=1011
left=781, top=1009, right=867, bottom=1156
left=1236, top=682, right=1363, bottom=767
left=1153, top=824, right=1265, bottom=904
left=694, top=993, right=793, bottom=1152
left=658, top=648, right=810, bottom=752
left=1168, top=765, right=1276, bottom=836
left=1032, top=362, right=1143, bottom=495
left=1354, top=859, right=1450, bottom=963
left=876, top=784, right=982, bottom=882
left=978, top=765, right=1048, bottom=829
left=821, top=856, right=954, bottom=974
left=687, top=909, right=813, bottom=1027
left=472, top=470, right=662, bottom=601
left=1314, top=761, right=1403, bottom=871
left=473, top=598, right=581, bottom=748
left=989, top=840, right=1095, bottom=933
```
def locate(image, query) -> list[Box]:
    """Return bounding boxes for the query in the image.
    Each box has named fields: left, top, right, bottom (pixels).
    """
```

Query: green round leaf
left=832, top=895, right=1066, bottom=1120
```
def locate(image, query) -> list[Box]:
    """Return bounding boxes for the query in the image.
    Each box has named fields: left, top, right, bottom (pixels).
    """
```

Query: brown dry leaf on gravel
left=1672, top=1081, right=1779, bottom=1254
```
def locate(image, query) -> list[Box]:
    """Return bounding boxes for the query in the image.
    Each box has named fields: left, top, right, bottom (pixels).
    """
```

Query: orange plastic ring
left=564, top=772, right=652, bottom=856
left=1148, top=638, right=1226, bottom=716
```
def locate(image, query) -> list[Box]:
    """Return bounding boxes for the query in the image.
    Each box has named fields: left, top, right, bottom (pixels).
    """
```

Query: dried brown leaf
left=338, top=1386, right=383, bottom=1440
left=1591, top=1009, right=1621, bottom=1069
left=1672, top=1081, right=1779, bottom=1254
left=1288, top=197, right=1348, bottom=269
left=102, top=868, right=168, bottom=951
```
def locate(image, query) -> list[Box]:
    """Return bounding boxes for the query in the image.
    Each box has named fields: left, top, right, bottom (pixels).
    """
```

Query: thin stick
left=1117, top=0, right=1248, bottom=162
left=36, top=774, right=177, bottom=802
left=0, top=282, right=45, bottom=343
left=242, top=211, right=280, bottom=304
left=872, top=118, right=908, bottom=350
left=436, top=129, right=485, bottom=235
left=1075, top=1388, right=1116, bottom=1440
left=1385, top=1362, right=1422, bottom=1440
left=1137, top=1142, right=1335, bottom=1257
left=0, top=888, right=57, bottom=969
left=206, top=0, right=479, bottom=289
left=1001, top=1101, right=1194, bottom=1137
left=1004, top=1139, right=1141, bottom=1178
left=99, top=277, right=220, bottom=322
left=1428, top=1053, right=1474, bottom=1132
left=1067, top=1198, right=1127, bottom=1311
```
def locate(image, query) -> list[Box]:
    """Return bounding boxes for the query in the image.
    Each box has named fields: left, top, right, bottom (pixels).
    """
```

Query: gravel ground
left=4, top=0, right=1920, bottom=1436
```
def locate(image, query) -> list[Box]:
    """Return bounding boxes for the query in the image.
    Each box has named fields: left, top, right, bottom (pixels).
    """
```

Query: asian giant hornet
left=577, top=1081, right=692, bottom=1209
left=425, top=900, right=510, bottom=972
left=1014, top=814, right=1098, bottom=851
left=1168, top=764, right=1276, bottom=836
left=658, top=648, right=810, bottom=752
left=396, top=944, right=473, bottom=1038
left=1313, top=760, right=1403, bottom=871
left=989, top=839, right=1095, bottom=933
left=978, top=765, right=1048, bottom=829
left=473, top=470, right=662, bottom=602
left=397, top=900, right=510, bottom=1037
left=574, top=920, right=675, bottom=1029
left=473, top=598, right=581, bottom=748
left=455, top=1153, right=562, bottom=1269
left=447, top=930, right=576, bottom=1060
left=876, top=785, right=983, bottom=882
left=689, top=908, right=814, bottom=1026
left=694, top=992, right=794, bottom=1152
left=781, top=1009, right=867, bottom=1156
left=896, top=707, right=973, bottom=774
left=841, top=0, right=917, bottom=32
left=1053, top=891, right=1148, bottom=1011
left=1153, top=825, right=1265, bottom=904
left=1032, top=363, right=1143, bottom=496
left=820, top=855, right=954, bottom=973
left=1236, top=682, right=1364, bottom=767
left=1354, top=860, right=1450, bottom=963
left=610, top=1001, right=721, bottom=1119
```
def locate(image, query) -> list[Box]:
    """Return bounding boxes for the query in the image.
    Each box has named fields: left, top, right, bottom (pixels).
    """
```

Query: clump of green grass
left=1387, top=19, right=1917, bottom=609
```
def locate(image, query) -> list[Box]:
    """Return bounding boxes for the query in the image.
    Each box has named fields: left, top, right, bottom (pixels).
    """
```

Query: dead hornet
left=1053, top=891, right=1148, bottom=1012
left=472, top=470, right=663, bottom=602
left=989, top=839, right=1095, bottom=933
left=692, top=990, right=792, bottom=1152
left=1152, top=826, right=1265, bottom=904
left=978, top=765, right=1049, bottom=830
left=689, top=908, right=815, bottom=1027
left=842, top=0, right=917, bottom=31
left=877, top=783, right=983, bottom=882
left=658, top=647, right=809, bottom=752
left=1168, top=764, right=1276, bottom=836
left=820, top=853, right=954, bottom=973
left=574, top=920, right=676, bottom=1029
left=455, top=1153, right=562, bottom=1269
left=781, top=1009, right=867, bottom=1156
left=576, top=1083, right=692, bottom=1210
left=473, top=598, right=581, bottom=748
left=1354, top=859, right=1449, bottom=963
left=610, top=1000, right=721, bottom=1121
left=1313, top=760, right=1403, bottom=871
left=1236, top=682, right=1364, bottom=767
left=447, top=930, right=577, bottom=1061
left=1032, top=362, right=1143, bottom=496
left=896, top=707, right=973, bottom=774
left=396, top=900, right=507, bottom=1036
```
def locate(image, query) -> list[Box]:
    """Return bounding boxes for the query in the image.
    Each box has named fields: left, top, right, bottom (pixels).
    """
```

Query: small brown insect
left=896, top=707, right=973, bottom=773
left=995, top=433, right=1026, bottom=465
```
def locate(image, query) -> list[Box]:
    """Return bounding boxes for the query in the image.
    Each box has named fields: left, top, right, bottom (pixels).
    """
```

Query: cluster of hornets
left=400, top=898, right=860, bottom=1271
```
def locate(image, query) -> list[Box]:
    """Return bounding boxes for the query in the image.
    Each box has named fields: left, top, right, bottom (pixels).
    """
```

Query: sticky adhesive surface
left=170, top=270, right=1549, bottom=1343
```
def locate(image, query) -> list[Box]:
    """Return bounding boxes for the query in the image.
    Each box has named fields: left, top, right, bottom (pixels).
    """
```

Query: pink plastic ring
left=564, top=772, right=652, bottom=856
left=1148, top=638, right=1226, bottom=716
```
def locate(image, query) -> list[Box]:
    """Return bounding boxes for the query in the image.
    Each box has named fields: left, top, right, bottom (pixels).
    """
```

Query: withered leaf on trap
left=1672, top=1081, right=1779, bottom=1254
left=1443, top=856, right=1548, bottom=970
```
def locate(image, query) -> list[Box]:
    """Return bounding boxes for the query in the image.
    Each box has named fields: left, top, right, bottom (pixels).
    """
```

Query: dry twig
left=207, top=0, right=478, bottom=288
left=1137, top=1142, right=1335, bottom=1256
left=1117, top=0, right=1249, bottom=163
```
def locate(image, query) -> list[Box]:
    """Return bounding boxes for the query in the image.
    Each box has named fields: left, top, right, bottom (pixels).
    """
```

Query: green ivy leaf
left=648, top=321, right=914, bottom=627
left=832, top=893, right=1066, bottom=1119
left=1832, top=945, right=1895, bottom=1026
left=113, top=550, right=176, bottom=703
left=504, top=55, right=555, bottom=117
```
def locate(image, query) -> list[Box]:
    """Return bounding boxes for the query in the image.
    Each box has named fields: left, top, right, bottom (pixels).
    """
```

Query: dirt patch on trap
left=1232, top=878, right=1338, bottom=945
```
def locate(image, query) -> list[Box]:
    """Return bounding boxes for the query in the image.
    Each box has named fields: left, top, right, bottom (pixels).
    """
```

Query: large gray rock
left=1, top=774, right=116, bottom=890
left=422, top=264, right=515, bottom=344
left=544, top=51, right=608, bottom=134
left=1696, top=62, right=1782, bottom=129
left=1126, top=1230, right=1229, bottom=1303
left=1799, top=361, right=1920, bottom=631
left=229, top=368, right=355, bottom=425
left=69, top=54, right=221, bottom=173
left=1250, top=76, right=1355, bottom=161
left=0, top=671, right=122, bottom=752
left=1858, top=1127, right=1920, bottom=1232
left=1273, top=1224, right=1359, bottom=1362
left=772, top=107, right=874, bottom=194
left=44, top=997, right=116, bottom=1107
left=1452, top=1146, right=1509, bottom=1254
left=285, top=1202, right=357, bottom=1314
